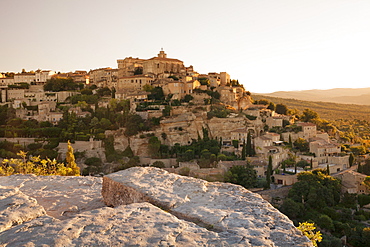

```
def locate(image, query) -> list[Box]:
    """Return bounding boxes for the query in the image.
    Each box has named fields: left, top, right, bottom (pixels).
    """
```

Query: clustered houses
left=114, top=50, right=251, bottom=105
left=0, top=50, right=354, bottom=190
left=0, top=70, right=56, bottom=86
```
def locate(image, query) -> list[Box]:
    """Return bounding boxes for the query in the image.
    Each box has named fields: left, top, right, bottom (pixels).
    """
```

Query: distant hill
left=257, top=88, right=370, bottom=106
left=252, top=94, right=370, bottom=122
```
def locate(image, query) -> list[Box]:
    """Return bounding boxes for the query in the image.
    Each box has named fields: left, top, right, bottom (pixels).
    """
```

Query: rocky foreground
left=0, top=167, right=312, bottom=246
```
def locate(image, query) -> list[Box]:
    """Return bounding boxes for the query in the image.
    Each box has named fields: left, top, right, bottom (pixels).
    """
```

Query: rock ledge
left=102, top=167, right=312, bottom=246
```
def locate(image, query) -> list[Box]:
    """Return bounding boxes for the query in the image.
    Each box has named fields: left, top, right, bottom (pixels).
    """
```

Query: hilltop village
left=0, top=50, right=367, bottom=194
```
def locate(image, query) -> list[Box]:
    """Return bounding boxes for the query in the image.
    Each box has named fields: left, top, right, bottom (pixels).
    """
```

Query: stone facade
left=89, top=67, right=118, bottom=88
left=142, top=50, right=185, bottom=77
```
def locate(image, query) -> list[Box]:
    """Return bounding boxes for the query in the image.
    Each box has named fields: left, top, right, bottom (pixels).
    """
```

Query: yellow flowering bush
left=0, top=142, right=80, bottom=176
left=297, top=222, right=322, bottom=247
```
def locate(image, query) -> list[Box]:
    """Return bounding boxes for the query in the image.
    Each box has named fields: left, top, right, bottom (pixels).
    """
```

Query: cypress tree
left=358, top=163, right=363, bottom=173
left=241, top=140, right=246, bottom=160
left=266, top=155, right=272, bottom=189
left=246, top=132, right=252, bottom=157
left=66, top=140, right=80, bottom=176
left=349, top=153, right=355, bottom=167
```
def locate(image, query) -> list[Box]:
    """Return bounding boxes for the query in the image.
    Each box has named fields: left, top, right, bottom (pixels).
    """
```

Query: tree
left=134, top=67, right=143, bottom=75
left=224, top=164, right=257, bottom=189
left=280, top=198, right=304, bottom=219
left=297, top=160, right=309, bottom=169
left=182, top=94, right=194, bottom=103
left=96, top=87, right=112, bottom=97
left=83, top=157, right=103, bottom=175
left=301, top=109, right=319, bottom=123
left=152, top=161, right=165, bottom=168
left=241, top=140, right=246, bottom=160
left=246, top=132, right=254, bottom=157
left=275, top=103, right=288, bottom=115
left=288, top=171, right=341, bottom=210
left=232, top=140, right=239, bottom=149
left=148, top=136, right=161, bottom=158
left=361, top=159, right=370, bottom=175
left=266, top=155, right=273, bottom=189
left=317, top=214, right=334, bottom=231
left=65, top=141, right=80, bottom=176
left=363, top=176, right=370, bottom=189
left=148, top=86, right=164, bottom=101
left=293, top=138, right=309, bottom=152
left=122, top=145, right=134, bottom=158
left=162, top=105, right=172, bottom=117
left=44, top=77, right=79, bottom=92
left=267, top=102, right=275, bottom=111
left=349, top=153, right=355, bottom=167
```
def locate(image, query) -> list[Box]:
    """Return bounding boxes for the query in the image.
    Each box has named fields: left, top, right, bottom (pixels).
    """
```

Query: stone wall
left=257, top=185, right=292, bottom=203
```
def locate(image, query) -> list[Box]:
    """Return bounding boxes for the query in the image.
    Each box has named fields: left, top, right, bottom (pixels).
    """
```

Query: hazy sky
left=1, top=0, right=370, bottom=93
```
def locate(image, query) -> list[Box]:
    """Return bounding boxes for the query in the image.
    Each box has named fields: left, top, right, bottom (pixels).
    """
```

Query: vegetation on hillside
left=279, top=170, right=370, bottom=247
left=253, top=95, right=370, bottom=122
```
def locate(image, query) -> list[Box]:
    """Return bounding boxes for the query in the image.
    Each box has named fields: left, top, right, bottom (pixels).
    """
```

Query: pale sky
left=1, top=0, right=370, bottom=93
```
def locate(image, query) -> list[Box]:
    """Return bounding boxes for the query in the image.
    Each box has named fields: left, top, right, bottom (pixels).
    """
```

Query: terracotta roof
left=297, top=122, right=316, bottom=127
left=146, top=57, right=183, bottom=63
left=231, top=128, right=247, bottom=133
left=119, top=75, right=152, bottom=79
left=265, top=132, right=280, bottom=136
left=257, top=136, right=271, bottom=141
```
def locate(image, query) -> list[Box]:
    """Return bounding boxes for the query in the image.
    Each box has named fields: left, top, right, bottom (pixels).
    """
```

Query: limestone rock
left=103, top=167, right=312, bottom=247
left=0, top=174, right=104, bottom=219
left=0, top=186, right=45, bottom=233
left=1, top=203, right=230, bottom=247
left=0, top=169, right=312, bottom=246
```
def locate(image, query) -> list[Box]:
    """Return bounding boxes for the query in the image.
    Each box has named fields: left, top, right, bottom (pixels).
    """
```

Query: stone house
left=254, top=136, right=273, bottom=153
left=250, top=159, right=268, bottom=178
left=333, top=169, right=370, bottom=194
left=115, top=90, right=149, bottom=102
left=230, top=128, right=249, bottom=143
left=14, top=73, right=36, bottom=84
left=264, top=132, right=281, bottom=143
left=274, top=174, right=298, bottom=186
left=266, top=116, right=284, bottom=128
left=317, top=163, right=348, bottom=174
left=68, top=107, right=91, bottom=118
left=216, top=86, right=237, bottom=106
left=35, top=70, right=56, bottom=83
left=0, top=77, right=15, bottom=86
left=117, top=57, right=145, bottom=78
left=142, top=50, right=185, bottom=78
left=89, top=68, right=118, bottom=88
left=117, top=75, right=154, bottom=91
left=296, top=122, right=317, bottom=140
left=165, top=79, right=200, bottom=99
left=309, top=138, right=342, bottom=163
left=46, top=112, right=64, bottom=125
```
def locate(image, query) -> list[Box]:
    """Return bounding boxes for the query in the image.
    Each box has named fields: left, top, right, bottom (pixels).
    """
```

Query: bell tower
left=158, top=48, right=167, bottom=58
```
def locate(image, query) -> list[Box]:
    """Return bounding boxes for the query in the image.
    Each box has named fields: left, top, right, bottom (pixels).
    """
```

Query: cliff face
left=0, top=168, right=312, bottom=246
left=107, top=114, right=255, bottom=156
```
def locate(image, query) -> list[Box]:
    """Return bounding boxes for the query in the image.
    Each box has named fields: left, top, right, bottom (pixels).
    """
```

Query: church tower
left=158, top=49, right=167, bottom=58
